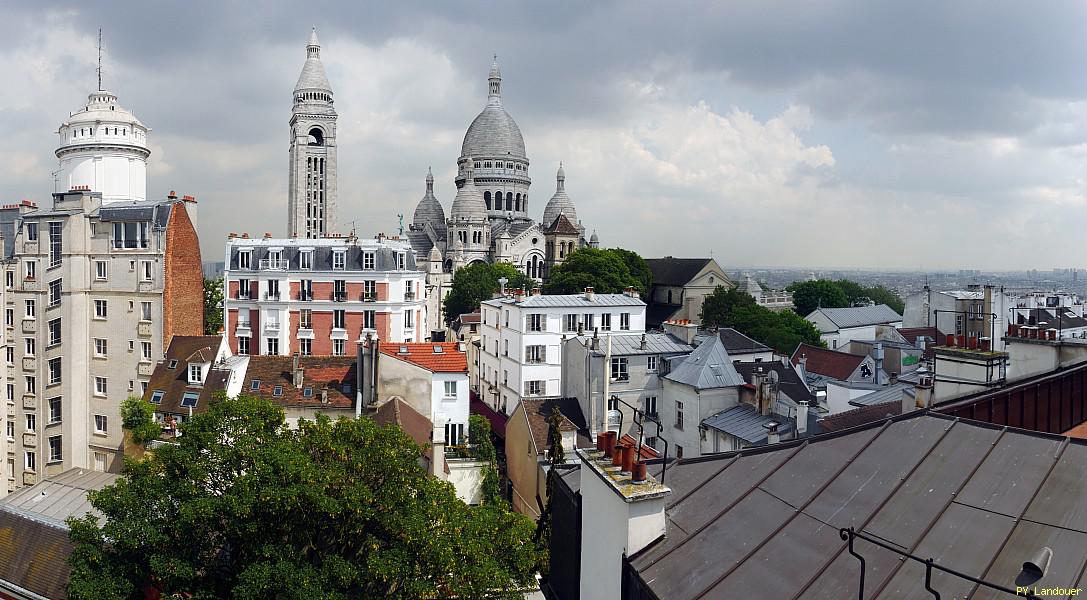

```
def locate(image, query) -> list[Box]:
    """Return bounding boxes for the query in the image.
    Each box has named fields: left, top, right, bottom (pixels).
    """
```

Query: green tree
left=468, top=415, right=503, bottom=507
left=610, top=248, right=653, bottom=297
left=861, top=284, right=905, bottom=314
left=119, top=396, right=161, bottom=446
left=534, top=407, right=568, bottom=579
left=699, top=287, right=824, bottom=354
left=699, top=286, right=757, bottom=328
left=543, top=247, right=641, bottom=295
left=788, top=279, right=849, bottom=317
left=68, top=395, right=542, bottom=599
left=203, top=277, right=223, bottom=335
left=442, top=262, right=532, bottom=325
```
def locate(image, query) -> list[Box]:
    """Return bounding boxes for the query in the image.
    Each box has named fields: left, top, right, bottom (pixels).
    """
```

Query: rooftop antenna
left=97, top=28, right=103, bottom=91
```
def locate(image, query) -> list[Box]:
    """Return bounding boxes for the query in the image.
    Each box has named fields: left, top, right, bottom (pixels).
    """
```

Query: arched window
left=484, top=191, right=491, bottom=210
left=506, top=192, right=513, bottom=211
left=515, top=193, right=521, bottom=212
left=308, top=128, right=324, bottom=146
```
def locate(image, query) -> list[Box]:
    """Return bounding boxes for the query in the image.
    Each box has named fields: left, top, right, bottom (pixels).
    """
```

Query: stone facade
left=287, top=29, right=338, bottom=239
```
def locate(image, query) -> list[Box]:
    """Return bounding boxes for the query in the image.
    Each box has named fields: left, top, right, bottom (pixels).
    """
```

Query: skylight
left=150, top=390, right=165, bottom=404
left=433, top=345, right=443, bottom=353
left=273, top=385, right=283, bottom=397
left=180, top=392, right=199, bottom=408
left=167, top=359, right=179, bottom=369
left=250, top=379, right=261, bottom=391
left=303, top=387, right=313, bottom=398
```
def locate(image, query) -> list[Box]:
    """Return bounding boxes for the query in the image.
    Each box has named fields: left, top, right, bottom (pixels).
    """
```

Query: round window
left=532, top=238, right=538, bottom=245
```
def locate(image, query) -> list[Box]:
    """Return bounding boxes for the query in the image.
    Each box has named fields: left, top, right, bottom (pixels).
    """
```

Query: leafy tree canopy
left=788, top=279, right=905, bottom=316
left=543, top=247, right=644, bottom=295
left=443, top=262, right=532, bottom=325
left=119, top=396, right=161, bottom=446
left=700, top=286, right=823, bottom=354
left=609, top=248, right=653, bottom=297
left=699, top=286, right=756, bottom=329
left=68, top=395, right=542, bottom=600
left=203, top=277, right=223, bottom=335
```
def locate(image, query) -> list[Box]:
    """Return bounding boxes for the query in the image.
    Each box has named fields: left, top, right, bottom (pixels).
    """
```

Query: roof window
left=250, top=379, right=261, bottom=391
left=433, top=345, right=443, bottom=353
left=167, top=359, right=178, bottom=369
left=180, top=392, right=199, bottom=408
left=150, top=390, right=165, bottom=404
left=272, top=385, right=283, bottom=397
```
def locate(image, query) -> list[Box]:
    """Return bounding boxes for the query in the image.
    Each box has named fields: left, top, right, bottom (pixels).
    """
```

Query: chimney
left=167, top=190, right=178, bottom=200
left=874, top=343, right=884, bottom=386
left=292, top=353, right=303, bottom=388
left=797, top=354, right=808, bottom=381
left=514, top=287, right=525, bottom=302
left=764, top=421, right=780, bottom=445
left=584, top=286, right=595, bottom=302
left=591, top=328, right=600, bottom=351
left=320, top=388, right=329, bottom=404
left=902, top=386, right=917, bottom=413
left=796, top=401, right=809, bottom=436
left=531, top=287, right=541, bottom=296
left=640, top=333, right=648, bottom=350
left=889, top=372, right=898, bottom=385
left=661, top=320, right=698, bottom=344
left=430, top=423, right=447, bottom=480
left=577, top=447, right=672, bottom=600
left=913, top=374, right=934, bottom=409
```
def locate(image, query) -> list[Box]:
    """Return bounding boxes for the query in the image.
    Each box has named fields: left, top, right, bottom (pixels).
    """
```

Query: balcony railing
left=404, top=291, right=416, bottom=301
left=236, top=291, right=251, bottom=300
left=362, top=293, right=376, bottom=302
left=333, top=292, right=347, bottom=302
left=259, top=258, right=289, bottom=271
left=263, top=292, right=281, bottom=301
left=266, top=321, right=281, bottom=332
left=299, top=291, right=313, bottom=301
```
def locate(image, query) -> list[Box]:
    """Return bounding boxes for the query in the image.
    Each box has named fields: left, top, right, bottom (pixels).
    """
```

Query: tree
left=534, top=407, right=568, bottom=579
left=68, top=395, right=542, bottom=600
left=610, top=248, right=653, bottom=298
left=788, top=280, right=849, bottom=317
left=119, top=396, right=161, bottom=446
left=700, top=286, right=756, bottom=328
left=442, top=262, right=532, bottom=325
left=543, top=247, right=641, bottom=295
left=468, top=415, right=503, bottom=507
left=203, top=277, right=223, bottom=335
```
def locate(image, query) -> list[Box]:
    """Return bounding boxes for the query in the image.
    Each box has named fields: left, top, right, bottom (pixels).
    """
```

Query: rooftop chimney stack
left=640, top=333, right=648, bottom=350
left=292, top=354, right=304, bottom=388
left=764, top=421, right=780, bottom=445
left=796, top=401, right=809, bottom=436
left=584, top=286, right=595, bottom=302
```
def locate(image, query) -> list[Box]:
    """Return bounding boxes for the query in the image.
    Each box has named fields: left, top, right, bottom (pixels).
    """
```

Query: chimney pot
left=631, top=461, right=647, bottom=483
left=168, top=190, right=177, bottom=199
left=612, top=442, right=629, bottom=468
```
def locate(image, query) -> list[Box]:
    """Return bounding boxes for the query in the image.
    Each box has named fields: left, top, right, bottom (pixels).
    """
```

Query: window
left=334, top=279, right=346, bottom=301
left=6, top=421, right=13, bottom=440
left=333, top=251, right=346, bottom=270
left=24, top=337, right=35, bottom=356
left=49, top=222, right=62, bottom=266
left=955, top=314, right=965, bottom=336
left=397, top=253, right=407, bottom=270
left=333, top=339, right=345, bottom=356
left=140, top=260, right=153, bottom=282
left=188, top=364, right=202, bottom=384
left=47, top=436, right=62, bottom=462
left=504, top=339, right=509, bottom=356
left=95, top=260, right=107, bottom=280
left=94, top=414, right=108, bottom=434
left=48, top=358, right=61, bottom=385
left=676, top=444, right=684, bottom=459
left=333, top=309, right=346, bottom=329
left=112, top=221, right=148, bottom=249
left=181, top=392, right=199, bottom=408
left=266, top=337, right=279, bottom=355
left=141, top=341, right=152, bottom=361
left=620, top=313, right=631, bottom=331
left=583, top=313, right=595, bottom=331
left=141, top=302, right=152, bottom=322
left=95, top=377, right=107, bottom=396
left=267, top=279, right=280, bottom=300
left=24, top=260, right=36, bottom=280
left=150, top=390, right=165, bottom=404
left=444, top=381, right=457, bottom=398
left=300, top=309, right=312, bottom=329
left=600, top=313, right=612, bottom=331
left=25, top=451, right=36, bottom=472
left=94, top=452, right=107, bottom=472
left=525, top=380, right=544, bottom=396
left=564, top=314, right=579, bottom=332
left=525, top=345, right=546, bottom=363
left=238, top=278, right=251, bottom=299
left=5, top=383, right=12, bottom=401
left=272, top=386, right=283, bottom=397
left=364, top=280, right=376, bottom=299
left=299, top=338, right=312, bottom=356
left=675, top=400, right=684, bottom=430
left=48, top=319, right=61, bottom=346
left=363, top=252, right=375, bottom=270
left=45, top=397, right=61, bottom=424
left=94, top=299, right=107, bottom=318
left=25, top=222, right=38, bottom=241
left=25, top=299, right=35, bottom=319
left=445, top=423, right=465, bottom=445
left=299, top=279, right=313, bottom=300
left=238, top=336, right=250, bottom=355
left=25, top=376, right=35, bottom=395
left=300, top=250, right=313, bottom=270
left=363, top=310, right=375, bottom=330
left=4, top=308, right=11, bottom=327
left=527, top=314, right=544, bottom=332
left=611, top=357, right=629, bottom=381
left=4, top=271, right=11, bottom=289
left=238, top=250, right=251, bottom=270
left=48, top=279, right=61, bottom=306
left=644, top=396, right=658, bottom=417
left=647, top=355, right=658, bottom=372
left=25, top=413, right=36, bottom=431
left=5, top=348, right=11, bottom=365
left=167, top=359, right=178, bottom=370
left=405, top=310, right=414, bottom=328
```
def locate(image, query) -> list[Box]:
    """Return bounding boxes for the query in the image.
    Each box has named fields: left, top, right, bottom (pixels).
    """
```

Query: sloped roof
left=628, top=412, right=1087, bottom=598
left=519, top=397, right=590, bottom=455
left=644, top=257, right=713, bottom=287
left=543, top=212, right=580, bottom=235
left=0, top=510, right=72, bottom=599
left=791, top=343, right=866, bottom=381
left=702, top=404, right=794, bottom=444
left=1, top=469, right=120, bottom=527
left=144, top=335, right=232, bottom=415
left=898, top=326, right=943, bottom=345
left=244, top=356, right=356, bottom=409
left=733, top=361, right=815, bottom=406
left=818, top=401, right=903, bottom=433
left=380, top=342, right=467, bottom=373
left=483, top=293, right=644, bottom=308
left=587, top=332, right=693, bottom=357
left=717, top=328, right=772, bottom=355
left=665, top=336, right=745, bottom=390
left=809, top=304, right=903, bottom=329
left=372, top=397, right=433, bottom=447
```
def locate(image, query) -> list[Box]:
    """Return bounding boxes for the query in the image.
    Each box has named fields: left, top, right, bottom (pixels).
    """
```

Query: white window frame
left=443, top=380, right=457, bottom=399
left=600, top=313, right=612, bottom=331
left=141, top=341, right=152, bottom=361
left=620, top=312, right=631, bottom=331
left=300, top=250, right=313, bottom=270
left=94, top=299, right=107, bottom=319
left=140, top=260, right=153, bottom=282
left=94, top=377, right=107, bottom=396
left=332, top=251, right=346, bottom=270
left=188, top=364, right=202, bottom=384
left=238, top=250, right=252, bottom=270
left=647, top=355, right=657, bottom=372
left=94, top=414, right=108, bottom=434
left=95, top=260, right=108, bottom=280
left=363, top=252, right=375, bottom=270
left=48, top=435, right=62, bottom=462
left=333, top=339, right=345, bottom=356
left=94, top=338, right=108, bottom=357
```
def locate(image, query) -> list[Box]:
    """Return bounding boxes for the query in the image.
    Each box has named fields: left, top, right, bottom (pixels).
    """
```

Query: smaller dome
left=542, top=163, right=577, bottom=228
left=590, top=230, right=599, bottom=243
left=412, top=168, right=446, bottom=237
left=295, top=29, right=332, bottom=93
left=64, top=91, right=146, bottom=129
left=450, top=172, right=487, bottom=221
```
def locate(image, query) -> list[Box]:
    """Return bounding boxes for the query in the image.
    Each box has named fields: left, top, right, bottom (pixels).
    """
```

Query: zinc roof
left=482, top=293, right=645, bottom=309
left=1, top=469, right=120, bottom=527
left=810, top=304, right=903, bottom=329
left=587, top=333, right=693, bottom=356
left=665, top=336, right=745, bottom=390
left=702, top=404, right=794, bottom=444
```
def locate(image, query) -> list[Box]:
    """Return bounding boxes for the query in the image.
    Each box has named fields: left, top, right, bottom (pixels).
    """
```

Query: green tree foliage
left=203, top=277, right=223, bottom=335
left=469, top=415, right=503, bottom=507
left=534, top=407, right=569, bottom=579
left=119, top=396, right=161, bottom=446
left=610, top=248, right=653, bottom=297
left=443, top=262, right=532, bottom=325
left=543, top=247, right=644, bottom=295
left=700, top=286, right=824, bottom=354
left=545, top=408, right=566, bottom=466
left=68, top=395, right=542, bottom=600
left=836, top=280, right=905, bottom=314
left=787, top=280, right=850, bottom=317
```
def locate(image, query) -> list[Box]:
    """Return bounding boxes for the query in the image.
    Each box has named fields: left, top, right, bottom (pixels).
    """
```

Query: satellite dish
left=768, top=370, right=780, bottom=384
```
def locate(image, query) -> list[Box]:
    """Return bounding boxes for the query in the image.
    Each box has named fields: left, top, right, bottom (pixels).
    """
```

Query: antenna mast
left=97, top=28, right=103, bottom=91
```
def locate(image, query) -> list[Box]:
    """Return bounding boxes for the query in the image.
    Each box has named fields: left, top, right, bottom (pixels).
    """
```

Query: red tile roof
left=380, top=342, right=467, bottom=373
left=791, top=343, right=865, bottom=381
left=898, top=327, right=944, bottom=345
left=621, top=433, right=660, bottom=460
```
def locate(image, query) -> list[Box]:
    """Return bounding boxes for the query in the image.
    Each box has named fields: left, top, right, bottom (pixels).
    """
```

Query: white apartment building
left=478, top=287, right=646, bottom=415
left=222, top=235, right=427, bottom=358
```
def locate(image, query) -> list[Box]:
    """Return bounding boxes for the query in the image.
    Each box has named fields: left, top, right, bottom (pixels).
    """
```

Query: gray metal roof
left=461, top=93, right=526, bottom=159
left=588, top=333, right=693, bottom=357
left=1, top=468, right=120, bottom=527
left=810, top=304, right=903, bottom=329
left=702, top=404, right=794, bottom=444
left=849, top=382, right=915, bottom=407
left=228, top=242, right=416, bottom=272
left=664, top=335, right=745, bottom=390
left=483, top=293, right=645, bottom=309
left=629, top=411, right=1087, bottom=599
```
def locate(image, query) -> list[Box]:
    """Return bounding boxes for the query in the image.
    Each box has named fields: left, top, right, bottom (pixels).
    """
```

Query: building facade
left=222, top=236, right=426, bottom=357
left=643, top=257, right=732, bottom=327
left=287, top=29, right=338, bottom=239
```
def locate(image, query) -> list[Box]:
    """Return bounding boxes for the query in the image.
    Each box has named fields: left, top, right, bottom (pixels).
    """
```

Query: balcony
left=22, top=394, right=35, bottom=410
left=259, top=258, right=289, bottom=271
left=236, top=291, right=251, bottom=300
left=362, top=293, right=376, bottom=302
left=404, top=291, right=416, bottom=301
left=21, top=278, right=39, bottom=292
left=22, top=432, right=35, bottom=447
left=21, top=319, right=35, bottom=333
left=137, top=321, right=153, bottom=337
left=265, top=321, right=281, bottom=332
left=236, top=321, right=251, bottom=335
left=611, top=374, right=630, bottom=382
left=263, top=292, right=281, bottom=301
left=333, top=292, right=347, bottom=303
left=299, top=291, right=313, bottom=301
left=22, top=472, right=37, bottom=486
left=21, top=357, right=35, bottom=371
left=138, top=362, right=154, bottom=376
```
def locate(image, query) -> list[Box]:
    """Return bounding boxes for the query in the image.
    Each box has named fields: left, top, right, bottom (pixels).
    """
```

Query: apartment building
left=2, top=190, right=203, bottom=495
left=223, top=235, right=426, bottom=358
left=478, top=287, right=646, bottom=415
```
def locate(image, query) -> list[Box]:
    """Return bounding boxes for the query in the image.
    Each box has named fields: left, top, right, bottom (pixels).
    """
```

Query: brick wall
left=377, top=282, right=389, bottom=301
left=163, top=200, right=204, bottom=344
left=227, top=309, right=239, bottom=353
left=312, top=311, right=333, bottom=355
left=376, top=311, right=390, bottom=342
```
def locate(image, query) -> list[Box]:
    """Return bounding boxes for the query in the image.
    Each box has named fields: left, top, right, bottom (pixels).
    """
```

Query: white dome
left=542, top=164, right=577, bottom=228
left=459, top=57, right=525, bottom=159
left=450, top=174, right=487, bottom=220
left=56, top=90, right=150, bottom=203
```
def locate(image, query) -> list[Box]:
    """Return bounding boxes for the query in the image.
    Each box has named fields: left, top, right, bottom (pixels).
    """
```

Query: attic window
left=433, top=345, right=443, bottom=353
left=150, top=390, right=164, bottom=404
left=303, top=387, right=313, bottom=398
left=342, top=383, right=353, bottom=395
left=180, top=392, right=199, bottom=408
left=167, top=359, right=178, bottom=369
left=272, top=385, right=283, bottom=397
left=250, top=379, right=261, bottom=391
left=399, top=346, right=409, bottom=354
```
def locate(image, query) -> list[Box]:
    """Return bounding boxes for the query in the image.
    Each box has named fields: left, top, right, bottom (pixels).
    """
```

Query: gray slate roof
left=1, top=468, right=120, bottom=527
left=628, top=411, right=1087, bottom=599
left=483, top=293, right=645, bottom=309
left=644, top=257, right=713, bottom=287
left=809, top=304, right=903, bottom=329
left=228, top=243, right=415, bottom=272
left=717, top=328, right=772, bottom=354
left=849, top=381, right=915, bottom=407
left=665, top=335, right=745, bottom=390
left=587, top=333, right=693, bottom=357
left=461, top=100, right=526, bottom=158
left=702, top=404, right=794, bottom=444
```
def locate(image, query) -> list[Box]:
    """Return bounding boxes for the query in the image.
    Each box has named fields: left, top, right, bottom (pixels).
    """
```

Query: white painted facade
left=55, top=91, right=150, bottom=203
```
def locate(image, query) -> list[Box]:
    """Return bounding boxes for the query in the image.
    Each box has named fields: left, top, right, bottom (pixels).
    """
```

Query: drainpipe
left=603, top=334, right=612, bottom=434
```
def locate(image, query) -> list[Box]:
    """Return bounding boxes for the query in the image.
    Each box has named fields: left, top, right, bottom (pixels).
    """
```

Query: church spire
left=308, top=27, right=321, bottom=59
left=556, top=162, right=565, bottom=191
left=488, top=55, right=501, bottom=102
left=426, top=166, right=434, bottom=193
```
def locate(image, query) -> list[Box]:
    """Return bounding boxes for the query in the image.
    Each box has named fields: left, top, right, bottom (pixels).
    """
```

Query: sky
left=0, top=1, right=1084, bottom=270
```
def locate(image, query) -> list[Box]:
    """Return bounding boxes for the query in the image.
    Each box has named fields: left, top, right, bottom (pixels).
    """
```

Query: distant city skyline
left=0, top=2, right=1084, bottom=270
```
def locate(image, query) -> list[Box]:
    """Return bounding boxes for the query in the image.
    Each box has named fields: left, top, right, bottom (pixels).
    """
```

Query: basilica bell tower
left=287, top=28, right=338, bottom=238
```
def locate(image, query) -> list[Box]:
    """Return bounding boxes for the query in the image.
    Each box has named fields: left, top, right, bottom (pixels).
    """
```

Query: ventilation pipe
left=796, top=401, right=809, bottom=436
